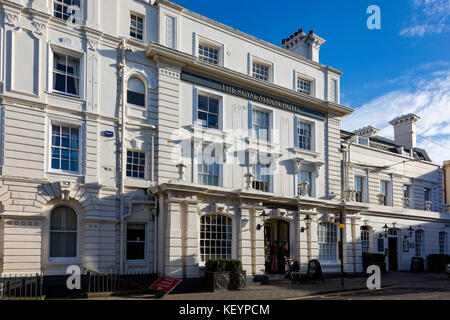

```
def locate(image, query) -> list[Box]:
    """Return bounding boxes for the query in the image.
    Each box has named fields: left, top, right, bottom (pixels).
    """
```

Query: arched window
left=127, top=77, right=146, bottom=107
left=360, top=226, right=371, bottom=253
left=200, top=214, right=232, bottom=262
left=318, top=222, right=337, bottom=261
left=50, top=206, right=77, bottom=258
left=415, top=230, right=424, bottom=257
left=439, top=232, right=448, bottom=254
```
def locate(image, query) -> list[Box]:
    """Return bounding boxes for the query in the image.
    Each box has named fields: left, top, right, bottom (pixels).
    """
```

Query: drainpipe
left=119, top=38, right=127, bottom=274
left=145, top=187, right=158, bottom=275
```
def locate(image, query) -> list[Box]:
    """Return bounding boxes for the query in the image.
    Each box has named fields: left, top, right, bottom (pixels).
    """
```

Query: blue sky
left=171, top=0, right=450, bottom=164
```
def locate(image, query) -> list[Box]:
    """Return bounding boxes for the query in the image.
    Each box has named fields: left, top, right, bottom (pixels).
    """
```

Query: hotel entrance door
left=264, top=219, right=290, bottom=274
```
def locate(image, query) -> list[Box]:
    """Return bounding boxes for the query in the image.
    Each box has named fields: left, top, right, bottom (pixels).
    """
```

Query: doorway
left=264, top=219, right=290, bottom=274
left=388, top=237, right=398, bottom=271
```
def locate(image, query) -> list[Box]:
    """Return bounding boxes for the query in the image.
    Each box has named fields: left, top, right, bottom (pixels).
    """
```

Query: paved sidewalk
left=85, top=272, right=448, bottom=300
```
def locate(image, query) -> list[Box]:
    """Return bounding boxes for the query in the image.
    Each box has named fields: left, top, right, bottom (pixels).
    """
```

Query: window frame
left=415, top=230, right=424, bottom=257
left=298, top=169, right=313, bottom=197
left=379, top=180, right=390, bottom=206
left=194, top=34, right=224, bottom=67
left=200, top=213, right=233, bottom=262
left=360, top=226, right=371, bottom=253
left=297, top=77, right=312, bottom=96
left=49, top=206, right=78, bottom=259
left=439, top=232, right=448, bottom=254
left=130, top=12, right=145, bottom=42
left=252, top=60, right=271, bottom=82
left=127, top=76, right=147, bottom=108
left=198, top=42, right=221, bottom=65
left=424, top=188, right=432, bottom=202
left=251, top=155, right=272, bottom=192
left=46, top=116, right=84, bottom=176
left=194, top=89, right=223, bottom=131
left=52, top=52, right=81, bottom=98
left=354, top=175, right=366, bottom=203
left=297, top=121, right=313, bottom=151
left=126, top=149, right=146, bottom=180
left=53, top=0, right=82, bottom=24
left=126, top=223, right=147, bottom=263
left=357, top=136, right=369, bottom=146
left=48, top=44, right=85, bottom=100
left=318, top=222, right=338, bottom=262
left=197, top=143, right=220, bottom=187
left=251, top=107, right=271, bottom=142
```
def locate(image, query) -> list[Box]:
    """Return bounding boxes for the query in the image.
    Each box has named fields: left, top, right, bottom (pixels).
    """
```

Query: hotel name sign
left=221, top=83, right=304, bottom=115
left=181, top=71, right=326, bottom=120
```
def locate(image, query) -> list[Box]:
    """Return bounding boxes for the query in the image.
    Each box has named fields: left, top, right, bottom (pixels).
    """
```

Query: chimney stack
left=281, top=28, right=325, bottom=63
left=389, top=114, right=420, bottom=149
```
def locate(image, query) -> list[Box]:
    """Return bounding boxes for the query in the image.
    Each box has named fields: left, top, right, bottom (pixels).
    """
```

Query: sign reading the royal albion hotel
left=221, top=83, right=303, bottom=114
left=181, top=71, right=326, bottom=120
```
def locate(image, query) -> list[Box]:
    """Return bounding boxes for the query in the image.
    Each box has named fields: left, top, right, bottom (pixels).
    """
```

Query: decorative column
left=164, top=200, right=183, bottom=277
left=185, top=200, right=199, bottom=278
left=238, top=206, right=253, bottom=275
left=253, top=208, right=265, bottom=275
left=344, top=213, right=362, bottom=274
left=296, top=209, right=309, bottom=272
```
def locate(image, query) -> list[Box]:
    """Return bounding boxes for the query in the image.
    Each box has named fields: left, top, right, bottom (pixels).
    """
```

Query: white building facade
left=0, top=0, right=448, bottom=284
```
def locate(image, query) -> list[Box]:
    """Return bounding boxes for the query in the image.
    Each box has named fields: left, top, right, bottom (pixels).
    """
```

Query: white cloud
left=400, top=0, right=450, bottom=37
left=341, top=67, right=450, bottom=165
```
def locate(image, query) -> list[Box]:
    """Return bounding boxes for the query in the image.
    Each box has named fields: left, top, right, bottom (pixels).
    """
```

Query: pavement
left=84, top=271, right=450, bottom=300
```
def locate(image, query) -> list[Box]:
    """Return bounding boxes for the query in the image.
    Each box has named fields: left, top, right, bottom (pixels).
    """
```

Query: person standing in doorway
left=281, top=242, right=290, bottom=273
left=264, top=241, right=271, bottom=272
left=271, top=241, right=278, bottom=273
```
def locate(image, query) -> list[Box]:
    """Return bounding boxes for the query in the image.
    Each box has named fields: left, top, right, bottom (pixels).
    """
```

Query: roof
left=340, top=130, right=431, bottom=162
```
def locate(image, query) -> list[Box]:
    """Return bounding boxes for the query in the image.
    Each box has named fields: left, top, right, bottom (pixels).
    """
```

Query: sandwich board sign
left=149, top=277, right=182, bottom=297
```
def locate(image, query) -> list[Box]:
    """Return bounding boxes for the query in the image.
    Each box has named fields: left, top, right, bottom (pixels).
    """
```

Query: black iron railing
left=0, top=274, right=43, bottom=300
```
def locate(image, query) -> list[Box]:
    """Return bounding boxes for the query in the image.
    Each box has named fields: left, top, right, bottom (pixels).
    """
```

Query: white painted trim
left=297, top=116, right=317, bottom=153
left=129, top=10, right=146, bottom=43
left=194, top=85, right=224, bottom=131
left=250, top=103, right=273, bottom=143
left=125, top=222, right=148, bottom=264
left=294, top=70, right=316, bottom=98
left=41, top=200, right=85, bottom=270
left=248, top=54, right=274, bottom=83
left=45, top=115, right=85, bottom=176
left=48, top=42, right=86, bottom=100
left=164, top=14, right=178, bottom=50
left=194, top=33, right=225, bottom=67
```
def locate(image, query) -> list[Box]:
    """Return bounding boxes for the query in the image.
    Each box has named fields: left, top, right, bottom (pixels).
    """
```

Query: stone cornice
left=146, top=43, right=354, bottom=117
left=360, top=210, right=450, bottom=224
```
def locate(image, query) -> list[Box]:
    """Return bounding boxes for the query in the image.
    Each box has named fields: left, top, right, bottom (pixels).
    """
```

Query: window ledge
left=46, top=171, right=84, bottom=179
left=319, top=261, right=340, bottom=267
left=124, top=177, right=151, bottom=189
left=190, top=125, right=228, bottom=142
left=126, top=260, right=147, bottom=265
left=47, top=258, right=79, bottom=265
left=46, top=91, right=85, bottom=103
left=246, top=137, right=280, bottom=153
left=291, top=147, right=321, bottom=158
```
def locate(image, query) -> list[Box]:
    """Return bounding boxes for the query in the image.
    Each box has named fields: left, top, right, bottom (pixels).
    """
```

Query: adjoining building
left=0, top=0, right=448, bottom=285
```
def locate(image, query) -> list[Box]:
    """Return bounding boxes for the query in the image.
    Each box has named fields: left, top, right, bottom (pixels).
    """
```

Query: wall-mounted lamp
left=382, top=224, right=389, bottom=237
left=404, top=226, right=414, bottom=239
left=300, top=215, right=313, bottom=233
left=256, top=210, right=269, bottom=231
